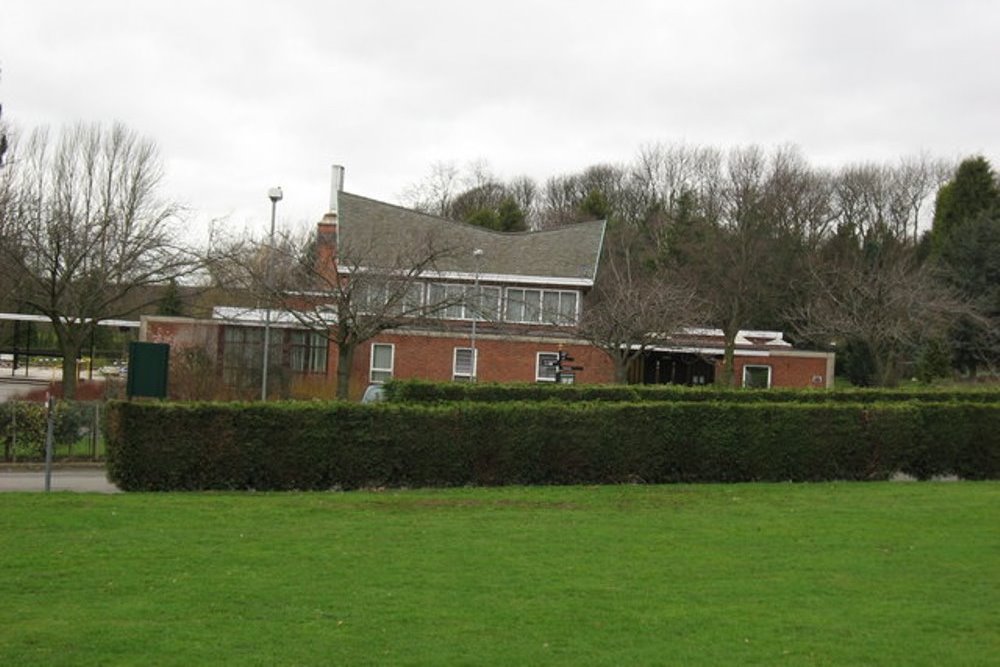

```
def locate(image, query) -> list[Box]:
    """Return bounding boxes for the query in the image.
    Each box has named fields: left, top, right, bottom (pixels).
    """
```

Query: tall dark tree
left=930, top=157, right=1000, bottom=376
left=931, top=156, right=1000, bottom=255
left=156, top=278, right=185, bottom=316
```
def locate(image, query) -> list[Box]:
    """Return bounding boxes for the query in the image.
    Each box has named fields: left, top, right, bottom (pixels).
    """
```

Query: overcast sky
left=3, top=0, right=999, bottom=240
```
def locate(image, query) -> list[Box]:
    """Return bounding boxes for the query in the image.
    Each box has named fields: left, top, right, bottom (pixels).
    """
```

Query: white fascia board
left=649, top=344, right=771, bottom=358
left=339, top=266, right=593, bottom=288
left=0, top=312, right=140, bottom=328
left=212, top=306, right=337, bottom=327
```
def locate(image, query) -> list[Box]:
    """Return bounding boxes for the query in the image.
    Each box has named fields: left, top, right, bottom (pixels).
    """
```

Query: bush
left=0, top=402, right=47, bottom=461
left=0, top=400, right=101, bottom=461
left=105, top=399, right=1000, bottom=491
left=384, top=379, right=1000, bottom=405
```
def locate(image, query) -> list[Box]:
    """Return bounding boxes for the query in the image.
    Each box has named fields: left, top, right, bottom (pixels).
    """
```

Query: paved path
left=0, top=468, right=120, bottom=493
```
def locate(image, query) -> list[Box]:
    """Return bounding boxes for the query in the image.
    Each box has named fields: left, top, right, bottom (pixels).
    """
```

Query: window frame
left=370, top=342, right=395, bottom=384
left=222, top=325, right=264, bottom=386
left=428, top=282, right=502, bottom=321
left=742, top=364, right=772, bottom=389
left=536, top=351, right=559, bottom=382
left=289, top=330, right=328, bottom=374
left=506, top=288, right=579, bottom=325
left=452, top=347, right=478, bottom=381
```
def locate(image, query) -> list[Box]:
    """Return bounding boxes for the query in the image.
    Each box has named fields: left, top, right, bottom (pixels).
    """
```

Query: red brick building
left=141, top=173, right=833, bottom=399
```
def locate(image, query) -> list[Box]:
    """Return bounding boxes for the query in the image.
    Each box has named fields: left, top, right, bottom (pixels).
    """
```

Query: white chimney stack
left=330, top=164, right=345, bottom=214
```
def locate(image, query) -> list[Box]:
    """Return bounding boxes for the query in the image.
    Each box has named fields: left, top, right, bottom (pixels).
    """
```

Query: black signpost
left=546, top=349, right=584, bottom=384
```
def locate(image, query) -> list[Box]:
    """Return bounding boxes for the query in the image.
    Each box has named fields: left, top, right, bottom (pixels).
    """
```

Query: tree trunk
left=873, top=348, right=899, bottom=388
left=61, top=340, right=82, bottom=399
left=613, top=355, right=630, bottom=384
left=721, top=329, right=738, bottom=387
left=336, top=343, right=354, bottom=400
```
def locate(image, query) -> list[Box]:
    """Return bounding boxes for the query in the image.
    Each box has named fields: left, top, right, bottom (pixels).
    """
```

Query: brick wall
left=725, top=352, right=834, bottom=389
left=338, top=331, right=617, bottom=398
left=139, top=316, right=836, bottom=399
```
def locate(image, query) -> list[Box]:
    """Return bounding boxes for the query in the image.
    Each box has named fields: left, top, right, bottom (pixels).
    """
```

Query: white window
left=428, top=283, right=502, bottom=321
left=453, top=347, right=478, bottom=381
left=370, top=343, right=395, bottom=384
left=428, top=283, right=465, bottom=319
left=536, top=352, right=559, bottom=382
left=357, top=281, right=424, bottom=316
left=469, top=285, right=502, bottom=322
left=390, top=282, right=424, bottom=316
left=506, top=288, right=579, bottom=325
left=742, top=365, right=772, bottom=389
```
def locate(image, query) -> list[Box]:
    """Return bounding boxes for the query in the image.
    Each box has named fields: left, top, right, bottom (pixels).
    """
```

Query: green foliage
left=461, top=196, right=528, bottom=232
left=580, top=188, right=610, bottom=221
left=496, top=196, right=527, bottom=232
left=0, top=402, right=47, bottom=460
left=930, top=157, right=1000, bottom=375
left=156, top=278, right=185, bottom=316
left=931, top=156, right=1000, bottom=255
left=105, top=398, right=1000, bottom=491
left=0, top=400, right=100, bottom=461
left=464, top=207, right=499, bottom=230
left=384, top=379, right=1000, bottom=404
left=915, top=338, right=952, bottom=383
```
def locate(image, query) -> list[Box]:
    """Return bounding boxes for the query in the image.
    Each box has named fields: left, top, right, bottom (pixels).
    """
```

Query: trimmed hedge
left=105, top=400, right=1000, bottom=491
left=384, top=379, right=1000, bottom=404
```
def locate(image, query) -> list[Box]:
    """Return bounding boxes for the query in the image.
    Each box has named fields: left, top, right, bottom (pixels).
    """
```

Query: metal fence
left=1, top=400, right=104, bottom=462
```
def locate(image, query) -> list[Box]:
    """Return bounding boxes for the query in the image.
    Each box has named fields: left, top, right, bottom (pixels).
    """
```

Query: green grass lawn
left=1, top=483, right=997, bottom=666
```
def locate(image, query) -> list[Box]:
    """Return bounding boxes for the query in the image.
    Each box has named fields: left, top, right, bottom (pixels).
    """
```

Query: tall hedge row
left=105, top=400, right=1000, bottom=491
left=383, top=379, right=1000, bottom=404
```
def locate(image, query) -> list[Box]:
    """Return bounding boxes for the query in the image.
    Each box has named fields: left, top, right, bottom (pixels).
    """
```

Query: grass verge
left=1, top=483, right=997, bottom=665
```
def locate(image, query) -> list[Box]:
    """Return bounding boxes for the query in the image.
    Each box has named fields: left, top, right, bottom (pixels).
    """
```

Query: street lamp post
left=470, top=248, right=483, bottom=381
left=261, top=186, right=283, bottom=401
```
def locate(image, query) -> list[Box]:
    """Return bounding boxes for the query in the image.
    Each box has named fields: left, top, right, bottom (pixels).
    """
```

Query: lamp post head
left=268, top=187, right=283, bottom=203
left=473, top=248, right=484, bottom=258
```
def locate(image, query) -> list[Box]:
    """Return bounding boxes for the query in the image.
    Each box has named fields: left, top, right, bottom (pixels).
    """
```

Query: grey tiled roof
left=337, top=192, right=606, bottom=284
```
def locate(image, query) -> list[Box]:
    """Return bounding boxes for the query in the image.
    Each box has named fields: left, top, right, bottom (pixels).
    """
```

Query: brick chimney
left=315, top=165, right=345, bottom=284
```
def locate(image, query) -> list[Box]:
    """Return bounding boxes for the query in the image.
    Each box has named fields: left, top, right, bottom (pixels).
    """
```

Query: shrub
left=384, top=379, right=1000, bottom=404
left=105, top=399, right=1000, bottom=491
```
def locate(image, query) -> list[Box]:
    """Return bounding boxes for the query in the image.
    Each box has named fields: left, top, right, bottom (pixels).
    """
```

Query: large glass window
left=469, top=285, right=502, bottom=321
left=356, top=281, right=424, bottom=316
left=428, top=283, right=464, bottom=319
left=428, top=283, right=501, bottom=321
left=370, top=343, right=395, bottom=384
left=506, top=289, right=578, bottom=325
left=222, top=326, right=263, bottom=386
left=290, top=331, right=328, bottom=374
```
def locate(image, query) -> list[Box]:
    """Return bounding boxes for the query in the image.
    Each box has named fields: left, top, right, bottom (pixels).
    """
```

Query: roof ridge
left=339, top=191, right=607, bottom=237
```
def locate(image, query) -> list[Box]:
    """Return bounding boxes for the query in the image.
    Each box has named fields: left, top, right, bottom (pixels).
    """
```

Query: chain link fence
left=1, top=400, right=104, bottom=462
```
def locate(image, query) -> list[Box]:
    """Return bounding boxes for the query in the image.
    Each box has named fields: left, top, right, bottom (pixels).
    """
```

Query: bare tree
left=578, top=226, right=703, bottom=382
left=792, top=243, right=974, bottom=386
left=0, top=123, right=197, bottom=398
left=832, top=157, right=951, bottom=244
left=230, top=223, right=460, bottom=400
left=400, top=161, right=461, bottom=217
left=658, top=145, right=827, bottom=386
